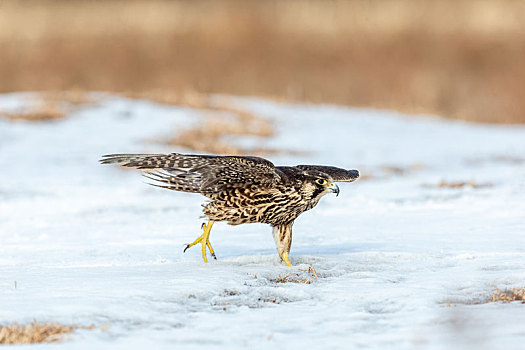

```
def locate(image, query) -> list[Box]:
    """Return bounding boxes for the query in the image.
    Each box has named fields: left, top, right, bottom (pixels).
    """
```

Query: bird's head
left=301, top=170, right=340, bottom=202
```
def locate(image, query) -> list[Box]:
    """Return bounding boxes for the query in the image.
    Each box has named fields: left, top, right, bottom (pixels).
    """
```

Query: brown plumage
left=100, top=153, right=359, bottom=266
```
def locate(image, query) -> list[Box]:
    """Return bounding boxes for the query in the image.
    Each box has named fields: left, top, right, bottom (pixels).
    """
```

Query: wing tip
left=347, top=169, right=360, bottom=181
left=99, top=154, right=123, bottom=164
left=296, top=165, right=359, bottom=182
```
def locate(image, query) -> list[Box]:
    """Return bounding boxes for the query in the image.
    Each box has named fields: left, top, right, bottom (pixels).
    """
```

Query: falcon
left=100, top=153, right=359, bottom=266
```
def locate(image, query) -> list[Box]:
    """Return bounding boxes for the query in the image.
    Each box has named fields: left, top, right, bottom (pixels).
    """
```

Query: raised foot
left=183, top=221, right=216, bottom=262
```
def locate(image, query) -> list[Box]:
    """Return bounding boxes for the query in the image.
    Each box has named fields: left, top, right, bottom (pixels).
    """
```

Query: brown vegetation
left=1, top=0, right=524, bottom=123
left=131, top=90, right=280, bottom=155
left=0, top=322, right=94, bottom=344
left=166, top=116, right=278, bottom=156
left=164, top=106, right=282, bottom=155
left=1, top=90, right=94, bottom=122
left=486, top=287, right=525, bottom=303
left=446, top=287, right=525, bottom=306
left=271, top=265, right=318, bottom=284
left=1, top=101, right=65, bottom=122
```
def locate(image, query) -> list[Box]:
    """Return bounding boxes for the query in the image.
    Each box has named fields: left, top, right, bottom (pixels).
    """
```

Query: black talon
left=183, top=244, right=190, bottom=253
left=201, top=222, right=206, bottom=230
left=211, top=252, right=217, bottom=260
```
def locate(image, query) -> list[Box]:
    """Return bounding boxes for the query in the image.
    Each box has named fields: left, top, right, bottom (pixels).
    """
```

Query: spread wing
left=100, top=153, right=280, bottom=193
left=295, top=165, right=359, bottom=182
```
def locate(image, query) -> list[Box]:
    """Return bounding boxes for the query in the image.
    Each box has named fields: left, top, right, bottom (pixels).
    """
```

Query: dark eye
left=315, top=178, right=327, bottom=186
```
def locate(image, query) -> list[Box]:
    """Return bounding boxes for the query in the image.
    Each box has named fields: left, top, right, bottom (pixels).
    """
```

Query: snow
left=1, top=93, right=524, bottom=349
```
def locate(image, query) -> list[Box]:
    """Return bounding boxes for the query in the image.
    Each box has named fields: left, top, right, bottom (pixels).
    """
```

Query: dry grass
left=1, top=0, right=524, bottom=123
left=271, top=265, right=318, bottom=284
left=486, top=287, right=525, bottom=303
left=0, top=322, right=95, bottom=344
left=1, top=88, right=286, bottom=155
left=167, top=120, right=276, bottom=156
left=447, top=287, right=525, bottom=306
left=1, top=90, right=94, bottom=122
left=1, top=101, right=65, bottom=122
left=130, top=90, right=275, bottom=137
left=165, top=110, right=280, bottom=155
left=473, top=287, right=525, bottom=304
left=258, top=296, right=281, bottom=304
left=131, top=90, right=286, bottom=155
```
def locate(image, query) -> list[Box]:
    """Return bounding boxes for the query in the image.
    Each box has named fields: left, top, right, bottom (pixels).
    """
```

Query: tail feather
left=142, top=171, right=205, bottom=193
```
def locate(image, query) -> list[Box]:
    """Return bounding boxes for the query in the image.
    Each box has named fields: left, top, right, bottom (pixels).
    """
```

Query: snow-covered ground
left=1, top=93, right=524, bottom=349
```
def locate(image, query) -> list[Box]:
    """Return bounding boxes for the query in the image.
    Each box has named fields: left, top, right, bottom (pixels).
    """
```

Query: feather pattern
left=100, top=153, right=280, bottom=193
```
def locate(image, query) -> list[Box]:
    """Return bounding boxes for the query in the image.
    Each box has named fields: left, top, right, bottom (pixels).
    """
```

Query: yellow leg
left=206, top=240, right=216, bottom=260
left=281, top=252, right=292, bottom=267
left=183, top=221, right=216, bottom=262
left=272, top=225, right=293, bottom=267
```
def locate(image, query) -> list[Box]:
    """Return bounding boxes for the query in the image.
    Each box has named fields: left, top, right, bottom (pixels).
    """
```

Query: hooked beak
left=327, top=182, right=340, bottom=197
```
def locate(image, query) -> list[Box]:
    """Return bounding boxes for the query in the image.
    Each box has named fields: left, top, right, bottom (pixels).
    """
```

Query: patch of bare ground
left=446, top=287, right=525, bottom=306
left=1, top=90, right=95, bottom=122
left=0, top=322, right=95, bottom=345
left=167, top=120, right=278, bottom=156
left=423, top=180, right=493, bottom=189
left=485, top=287, right=525, bottom=303
left=132, top=90, right=296, bottom=156
left=1, top=100, right=65, bottom=122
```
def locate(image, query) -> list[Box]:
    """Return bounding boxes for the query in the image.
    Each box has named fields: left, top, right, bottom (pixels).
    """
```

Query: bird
left=99, top=153, right=359, bottom=266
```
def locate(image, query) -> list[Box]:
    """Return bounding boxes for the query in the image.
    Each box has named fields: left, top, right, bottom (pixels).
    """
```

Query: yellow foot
left=281, top=252, right=292, bottom=267
left=183, top=221, right=216, bottom=262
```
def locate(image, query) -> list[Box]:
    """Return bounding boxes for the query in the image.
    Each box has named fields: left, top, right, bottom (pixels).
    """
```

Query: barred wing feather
left=100, top=153, right=280, bottom=193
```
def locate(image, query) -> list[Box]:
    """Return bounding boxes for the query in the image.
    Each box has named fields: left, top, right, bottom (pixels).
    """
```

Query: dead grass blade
left=486, top=287, right=525, bottom=303
left=1, top=101, right=65, bottom=122
left=272, top=265, right=318, bottom=284
left=131, top=90, right=296, bottom=155
left=447, top=287, right=525, bottom=306
left=0, top=322, right=96, bottom=345
left=1, top=90, right=95, bottom=122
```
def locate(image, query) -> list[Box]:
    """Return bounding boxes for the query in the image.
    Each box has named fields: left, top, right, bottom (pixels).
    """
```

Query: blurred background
left=1, top=0, right=525, bottom=124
